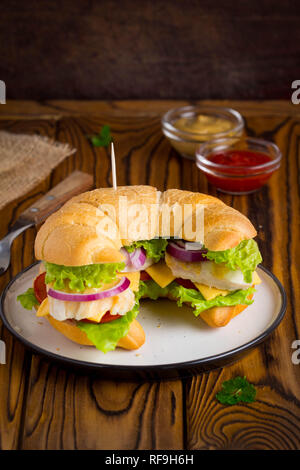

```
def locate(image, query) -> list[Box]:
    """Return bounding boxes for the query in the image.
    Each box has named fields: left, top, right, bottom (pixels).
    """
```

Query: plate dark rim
left=0, top=262, right=287, bottom=372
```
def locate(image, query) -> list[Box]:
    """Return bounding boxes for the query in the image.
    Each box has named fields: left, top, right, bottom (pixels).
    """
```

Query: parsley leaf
left=216, top=376, right=256, bottom=405
left=89, top=125, right=112, bottom=147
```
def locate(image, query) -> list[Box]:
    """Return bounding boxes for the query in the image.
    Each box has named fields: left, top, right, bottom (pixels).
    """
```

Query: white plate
left=0, top=263, right=286, bottom=379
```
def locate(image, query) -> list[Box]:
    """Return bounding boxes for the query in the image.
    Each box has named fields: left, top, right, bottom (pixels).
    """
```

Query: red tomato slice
left=175, top=278, right=196, bottom=289
left=33, top=272, right=47, bottom=304
left=140, top=271, right=152, bottom=281
left=81, top=312, right=122, bottom=324
left=100, top=312, right=122, bottom=323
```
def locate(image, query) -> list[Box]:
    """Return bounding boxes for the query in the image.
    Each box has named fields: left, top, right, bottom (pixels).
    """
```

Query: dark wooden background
left=2, top=0, right=300, bottom=100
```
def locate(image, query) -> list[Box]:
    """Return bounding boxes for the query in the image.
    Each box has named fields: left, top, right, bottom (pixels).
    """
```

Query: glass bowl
left=161, top=105, right=244, bottom=160
left=195, top=136, right=282, bottom=195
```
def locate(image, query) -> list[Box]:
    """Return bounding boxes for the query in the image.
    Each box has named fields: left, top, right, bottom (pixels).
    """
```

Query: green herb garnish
left=89, top=125, right=112, bottom=147
left=216, top=376, right=256, bottom=405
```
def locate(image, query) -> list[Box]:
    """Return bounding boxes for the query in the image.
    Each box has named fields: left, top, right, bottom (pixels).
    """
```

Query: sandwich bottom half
left=36, top=296, right=146, bottom=351
left=21, top=264, right=258, bottom=353
left=138, top=276, right=256, bottom=328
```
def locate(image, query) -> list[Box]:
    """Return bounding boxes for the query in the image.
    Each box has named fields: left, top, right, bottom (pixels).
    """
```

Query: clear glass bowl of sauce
left=161, top=105, right=244, bottom=160
left=196, top=137, right=282, bottom=194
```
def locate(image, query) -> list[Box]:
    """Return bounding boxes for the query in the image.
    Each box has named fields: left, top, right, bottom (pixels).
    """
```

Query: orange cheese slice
left=145, top=260, right=176, bottom=288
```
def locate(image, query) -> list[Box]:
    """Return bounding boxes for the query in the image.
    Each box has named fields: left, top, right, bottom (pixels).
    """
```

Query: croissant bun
left=35, top=185, right=257, bottom=333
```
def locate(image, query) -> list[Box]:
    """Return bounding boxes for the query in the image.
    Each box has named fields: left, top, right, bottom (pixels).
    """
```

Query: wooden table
left=0, top=100, right=299, bottom=450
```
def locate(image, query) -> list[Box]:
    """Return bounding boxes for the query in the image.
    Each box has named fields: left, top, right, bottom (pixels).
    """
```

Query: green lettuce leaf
left=138, top=278, right=255, bottom=317
left=204, top=239, right=262, bottom=283
left=137, top=280, right=170, bottom=300
left=17, top=288, right=39, bottom=310
left=45, top=262, right=125, bottom=292
left=169, top=283, right=255, bottom=316
left=124, top=239, right=168, bottom=263
left=77, top=302, right=139, bottom=353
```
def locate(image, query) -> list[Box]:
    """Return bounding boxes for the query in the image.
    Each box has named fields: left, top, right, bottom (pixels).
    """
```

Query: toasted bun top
left=35, top=185, right=257, bottom=265
left=161, top=189, right=256, bottom=250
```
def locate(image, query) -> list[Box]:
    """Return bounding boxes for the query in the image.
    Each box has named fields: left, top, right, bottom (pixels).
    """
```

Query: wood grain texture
left=186, top=112, right=300, bottom=450
left=0, top=118, right=59, bottom=450
left=186, top=352, right=300, bottom=450
left=0, top=100, right=299, bottom=450
left=20, top=356, right=183, bottom=450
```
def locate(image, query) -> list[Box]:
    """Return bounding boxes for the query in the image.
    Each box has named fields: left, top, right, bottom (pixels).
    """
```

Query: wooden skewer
left=111, top=141, right=117, bottom=190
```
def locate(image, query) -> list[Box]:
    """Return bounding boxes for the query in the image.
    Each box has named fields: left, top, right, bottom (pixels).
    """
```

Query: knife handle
left=19, top=171, right=94, bottom=225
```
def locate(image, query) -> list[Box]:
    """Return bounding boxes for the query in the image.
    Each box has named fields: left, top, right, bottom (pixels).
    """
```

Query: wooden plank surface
left=0, top=100, right=299, bottom=450
left=20, top=356, right=183, bottom=450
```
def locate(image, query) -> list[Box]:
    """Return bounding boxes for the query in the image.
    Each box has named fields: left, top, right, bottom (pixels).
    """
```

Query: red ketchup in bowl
left=206, top=149, right=273, bottom=193
left=209, top=149, right=271, bottom=167
left=196, top=137, right=282, bottom=195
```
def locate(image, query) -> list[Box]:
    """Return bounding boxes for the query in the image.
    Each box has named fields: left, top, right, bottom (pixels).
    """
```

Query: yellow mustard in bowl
left=161, top=105, right=244, bottom=160
left=175, top=114, right=234, bottom=135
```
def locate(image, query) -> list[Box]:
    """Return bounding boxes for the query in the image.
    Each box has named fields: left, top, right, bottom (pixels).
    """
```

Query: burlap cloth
left=0, top=131, right=76, bottom=210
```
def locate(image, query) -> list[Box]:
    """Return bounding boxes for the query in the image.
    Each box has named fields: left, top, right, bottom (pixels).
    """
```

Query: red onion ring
left=166, top=242, right=208, bottom=262
left=120, top=247, right=147, bottom=271
left=120, top=248, right=131, bottom=265
left=48, top=276, right=130, bottom=302
left=129, top=247, right=147, bottom=269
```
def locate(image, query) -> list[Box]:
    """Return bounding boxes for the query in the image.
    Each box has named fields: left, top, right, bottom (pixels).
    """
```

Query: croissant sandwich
left=17, top=185, right=262, bottom=353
